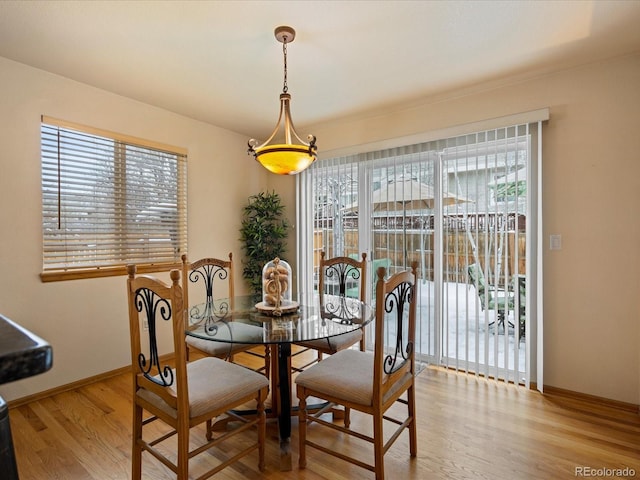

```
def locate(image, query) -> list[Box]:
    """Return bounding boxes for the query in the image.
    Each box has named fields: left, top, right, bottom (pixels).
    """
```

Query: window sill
left=40, top=262, right=181, bottom=282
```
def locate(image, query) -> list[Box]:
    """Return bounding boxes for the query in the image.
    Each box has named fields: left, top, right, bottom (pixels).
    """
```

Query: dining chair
left=295, top=262, right=418, bottom=480
left=294, top=251, right=367, bottom=370
left=182, top=253, right=270, bottom=377
left=126, top=265, right=269, bottom=479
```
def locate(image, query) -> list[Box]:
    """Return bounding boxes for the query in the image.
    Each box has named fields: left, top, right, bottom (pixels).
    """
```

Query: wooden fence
left=314, top=227, right=526, bottom=286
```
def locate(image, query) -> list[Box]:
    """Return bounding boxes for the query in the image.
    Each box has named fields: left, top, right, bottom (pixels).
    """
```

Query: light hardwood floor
left=8, top=350, right=640, bottom=480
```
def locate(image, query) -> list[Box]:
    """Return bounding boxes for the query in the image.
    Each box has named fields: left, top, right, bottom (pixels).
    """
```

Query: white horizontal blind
left=41, top=118, right=187, bottom=273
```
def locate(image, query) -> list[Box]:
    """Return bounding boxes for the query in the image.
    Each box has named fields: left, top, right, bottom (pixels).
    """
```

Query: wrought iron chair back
left=182, top=253, right=234, bottom=314
left=128, top=267, right=185, bottom=406
left=294, top=251, right=368, bottom=369
left=318, top=251, right=368, bottom=329
left=182, top=253, right=270, bottom=376
left=373, top=263, right=418, bottom=399
left=319, top=250, right=367, bottom=301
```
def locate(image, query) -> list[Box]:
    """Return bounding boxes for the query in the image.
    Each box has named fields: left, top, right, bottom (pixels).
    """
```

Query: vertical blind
left=41, top=117, right=187, bottom=277
left=298, top=113, right=545, bottom=385
left=438, top=126, right=531, bottom=384
left=308, top=157, right=361, bottom=275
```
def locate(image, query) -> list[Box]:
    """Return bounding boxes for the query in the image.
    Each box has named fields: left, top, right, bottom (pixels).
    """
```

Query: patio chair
left=347, top=254, right=392, bottom=298
left=516, top=275, right=526, bottom=339
left=295, top=262, right=418, bottom=480
left=467, top=263, right=514, bottom=332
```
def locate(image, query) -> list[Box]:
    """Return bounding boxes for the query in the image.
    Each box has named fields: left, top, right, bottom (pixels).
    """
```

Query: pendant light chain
left=282, top=38, right=288, bottom=94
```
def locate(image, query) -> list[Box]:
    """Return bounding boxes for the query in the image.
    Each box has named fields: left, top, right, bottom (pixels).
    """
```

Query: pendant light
left=248, top=26, right=317, bottom=175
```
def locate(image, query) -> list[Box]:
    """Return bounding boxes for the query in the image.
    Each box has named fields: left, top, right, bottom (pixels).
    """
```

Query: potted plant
left=239, top=191, right=290, bottom=297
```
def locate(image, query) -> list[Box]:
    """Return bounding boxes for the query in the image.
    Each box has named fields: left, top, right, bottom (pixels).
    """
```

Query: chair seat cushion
left=296, top=329, right=362, bottom=354
left=137, top=357, right=269, bottom=419
left=295, top=349, right=374, bottom=406
left=489, top=292, right=514, bottom=310
left=186, top=322, right=264, bottom=357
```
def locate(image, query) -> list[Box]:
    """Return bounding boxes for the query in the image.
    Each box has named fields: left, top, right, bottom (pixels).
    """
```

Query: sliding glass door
left=437, top=127, right=530, bottom=383
left=297, top=120, right=543, bottom=385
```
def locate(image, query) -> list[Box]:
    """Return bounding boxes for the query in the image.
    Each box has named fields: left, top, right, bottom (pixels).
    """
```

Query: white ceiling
left=1, top=1, right=640, bottom=141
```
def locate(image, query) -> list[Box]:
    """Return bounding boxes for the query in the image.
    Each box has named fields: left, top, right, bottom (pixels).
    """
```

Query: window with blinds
left=40, top=116, right=187, bottom=281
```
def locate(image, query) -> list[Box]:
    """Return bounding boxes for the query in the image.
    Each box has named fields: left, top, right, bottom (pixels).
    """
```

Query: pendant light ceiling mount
left=248, top=25, right=317, bottom=175
left=274, top=25, right=296, bottom=44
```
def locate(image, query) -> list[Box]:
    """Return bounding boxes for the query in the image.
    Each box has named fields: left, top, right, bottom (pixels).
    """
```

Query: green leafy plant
left=240, top=191, right=290, bottom=297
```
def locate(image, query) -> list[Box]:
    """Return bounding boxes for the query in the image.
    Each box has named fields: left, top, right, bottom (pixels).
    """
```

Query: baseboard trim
left=9, top=359, right=639, bottom=416
left=433, top=367, right=638, bottom=415
left=7, top=354, right=175, bottom=410
left=543, top=384, right=640, bottom=415
left=7, top=365, right=130, bottom=409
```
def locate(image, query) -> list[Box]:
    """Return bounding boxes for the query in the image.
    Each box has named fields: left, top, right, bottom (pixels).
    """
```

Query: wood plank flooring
left=8, top=351, right=640, bottom=480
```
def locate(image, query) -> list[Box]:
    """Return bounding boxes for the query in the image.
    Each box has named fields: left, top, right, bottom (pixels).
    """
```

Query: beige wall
left=0, top=57, right=271, bottom=401
left=1, top=52, right=638, bottom=406
left=293, top=53, right=640, bottom=405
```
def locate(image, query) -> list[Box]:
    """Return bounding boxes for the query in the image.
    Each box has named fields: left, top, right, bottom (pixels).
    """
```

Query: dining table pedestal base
left=276, top=342, right=293, bottom=471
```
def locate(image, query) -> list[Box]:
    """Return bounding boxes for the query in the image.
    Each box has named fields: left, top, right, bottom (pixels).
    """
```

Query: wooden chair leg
left=257, top=391, right=266, bottom=471
left=132, top=404, right=143, bottom=480
left=297, top=390, right=307, bottom=469
left=206, top=418, right=213, bottom=439
left=373, top=412, right=385, bottom=480
left=177, top=420, right=189, bottom=479
left=408, top=386, right=417, bottom=457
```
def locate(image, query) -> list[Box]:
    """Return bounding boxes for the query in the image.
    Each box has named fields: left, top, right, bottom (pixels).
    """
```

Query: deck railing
left=313, top=212, right=526, bottom=286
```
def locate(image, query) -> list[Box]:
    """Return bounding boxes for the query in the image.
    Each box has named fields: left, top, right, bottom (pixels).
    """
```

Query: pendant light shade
left=248, top=26, right=317, bottom=175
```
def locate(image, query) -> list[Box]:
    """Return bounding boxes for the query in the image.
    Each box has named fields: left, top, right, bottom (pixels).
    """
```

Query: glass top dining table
left=185, top=293, right=375, bottom=470
left=186, top=293, right=373, bottom=344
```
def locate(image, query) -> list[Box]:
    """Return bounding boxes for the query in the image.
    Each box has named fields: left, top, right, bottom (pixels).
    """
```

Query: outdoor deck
left=414, top=279, right=526, bottom=382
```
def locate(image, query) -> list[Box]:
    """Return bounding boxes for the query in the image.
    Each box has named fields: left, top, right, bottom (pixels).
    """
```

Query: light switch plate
left=550, top=234, right=562, bottom=250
